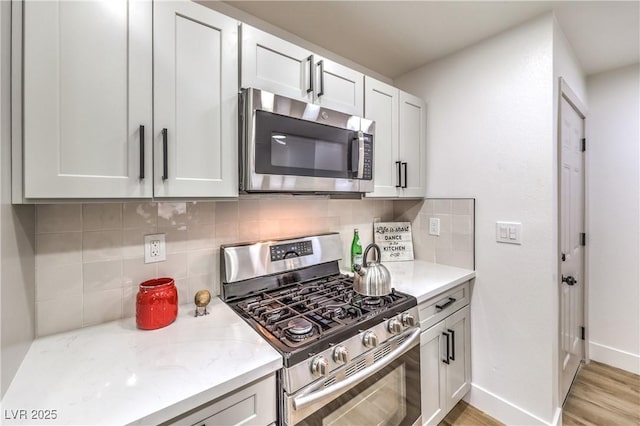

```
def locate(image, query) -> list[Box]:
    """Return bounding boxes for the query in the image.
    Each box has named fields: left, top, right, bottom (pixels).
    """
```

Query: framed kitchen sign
left=373, top=222, right=414, bottom=262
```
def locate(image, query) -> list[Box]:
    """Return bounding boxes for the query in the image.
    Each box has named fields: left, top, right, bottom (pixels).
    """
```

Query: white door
left=154, top=1, right=238, bottom=198
left=23, top=0, right=152, bottom=198
left=445, top=306, right=471, bottom=404
left=559, top=93, right=586, bottom=402
left=315, top=57, right=364, bottom=116
left=241, top=24, right=313, bottom=103
left=398, top=91, right=427, bottom=198
left=364, top=77, right=400, bottom=198
left=420, top=322, right=447, bottom=426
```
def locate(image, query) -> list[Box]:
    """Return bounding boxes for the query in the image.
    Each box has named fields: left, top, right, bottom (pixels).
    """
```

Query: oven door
left=284, top=329, right=421, bottom=426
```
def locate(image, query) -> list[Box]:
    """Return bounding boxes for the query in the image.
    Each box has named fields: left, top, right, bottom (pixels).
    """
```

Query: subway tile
left=36, top=263, right=83, bottom=302
left=160, top=226, right=188, bottom=254
left=420, top=199, right=435, bottom=215
left=123, top=258, right=157, bottom=287
left=433, top=199, right=453, bottom=215
left=157, top=202, right=187, bottom=228
left=83, top=260, right=123, bottom=292
left=453, top=233, right=474, bottom=252
left=238, top=221, right=260, bottom=242
left=258, top=220, right=282, bottom=240
left=452, top=215, right=473, bottom=235
left=187, top=202, right=216, bottom=225
left=238, top=199, right=260, bottom=222
left=157, top=253, right=188, bottom=280
left=83, top=230, right=123, bottom=263
left=188, top=274, right=215, bottom=301
left=82, top=203, right=122, bottom=231
left=188, top=223, right=216, bottom=250
left=215, top=221, right=238, bottom=245
left=435, top=249, right=474, bottom=270
left=174, top=278, right=190, bottom=307
left=187, top=249, right=216, bottom=277
left=83, top=288, right=122, bottom=326
left=452, top=199, right=474, bottom=215
left=37, top=294, right=83, bottom=337
left=36, top=204, right=82, bottom=234
left=122, top=229, right=150, bottom=259
left=123, top=202, right=157, bottom=229
left=36, top=232, right=82, bottom=269
left=122, top=286, right=137, bottom=319
left=215, top=201, right=238, bottom=223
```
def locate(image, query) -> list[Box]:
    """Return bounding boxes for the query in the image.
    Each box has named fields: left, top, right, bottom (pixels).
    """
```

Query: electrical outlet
left=429, top=217, right=441, bottom=236
left=144, top=233, right=166, bottom=263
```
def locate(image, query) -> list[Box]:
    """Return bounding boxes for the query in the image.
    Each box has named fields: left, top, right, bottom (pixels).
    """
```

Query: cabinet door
left=23, top=0, right=152, bottom=198
left=444, top=306, right=471, bottom=405
left=154, top=1, right=238, bottom=198
left=364, top=77, right=399, bottom=198
left=420, top=322, right=447, bottom=426
left=398, top=91, right=427, bottom=198
left=315, top=57, right=364, bottom=115
left=241, top=24, right=314, bottom=103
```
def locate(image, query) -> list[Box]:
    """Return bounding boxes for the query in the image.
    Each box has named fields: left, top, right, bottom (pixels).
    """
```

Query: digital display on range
left=269, top=240, right=313, bottom=261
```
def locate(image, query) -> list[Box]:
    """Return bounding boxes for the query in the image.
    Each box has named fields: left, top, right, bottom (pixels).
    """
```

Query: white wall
left=0, top=0, right=36, bottom=397
left=395, top=14, right=558, bottom=424
left=586, top=64, right=640, bottom=374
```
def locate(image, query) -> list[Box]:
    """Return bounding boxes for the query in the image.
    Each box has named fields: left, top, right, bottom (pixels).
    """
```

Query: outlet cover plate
left=496, top=222, right=522, bottom=245
left=429, top=217, right=441, bottom=236
left=144, top=233, right=166, bottom=263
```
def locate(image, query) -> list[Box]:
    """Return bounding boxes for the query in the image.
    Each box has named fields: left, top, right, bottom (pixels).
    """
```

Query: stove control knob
left=311, top=356, right=330, bottom=378
left=363, top=331, right=379, bottom=348
left=387, top=318, right=403, bottom=334
left=401, top=313, right=416, bottom=327
left=333, top=345, right=350, bottom=364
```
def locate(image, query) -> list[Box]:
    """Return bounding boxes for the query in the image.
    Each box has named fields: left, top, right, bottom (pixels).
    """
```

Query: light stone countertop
left=1, top=298, right=282, bottom=426
left=385, top=260, right=476, bottom=304
left=345, top=260, right=476, bottom=304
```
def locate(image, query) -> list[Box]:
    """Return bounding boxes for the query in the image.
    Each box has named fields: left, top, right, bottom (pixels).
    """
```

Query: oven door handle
left=292, top=328, right=421, bottom=410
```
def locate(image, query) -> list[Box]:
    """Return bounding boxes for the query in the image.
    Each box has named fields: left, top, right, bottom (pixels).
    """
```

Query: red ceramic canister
left=136, top=277, right=178, bottom=330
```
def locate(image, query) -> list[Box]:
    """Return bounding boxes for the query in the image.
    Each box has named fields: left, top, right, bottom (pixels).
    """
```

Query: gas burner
left=285, top=318, right=315, bottom=342
left=363, top=297, right=382, bottom=306
left=325, top=304, right=347, bottom=319
left=263, top=308, right=284, bottom=324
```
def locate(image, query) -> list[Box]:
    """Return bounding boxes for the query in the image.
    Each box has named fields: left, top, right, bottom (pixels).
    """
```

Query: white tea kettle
left=353, top=243, right=392, bottom=296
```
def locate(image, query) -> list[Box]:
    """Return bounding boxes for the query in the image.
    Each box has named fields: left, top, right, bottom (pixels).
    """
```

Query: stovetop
left=221, top=233, right=418, bottom=367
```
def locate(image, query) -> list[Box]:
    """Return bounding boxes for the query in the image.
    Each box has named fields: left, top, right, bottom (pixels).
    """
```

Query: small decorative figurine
left=194, top=289, right=211, bottom=317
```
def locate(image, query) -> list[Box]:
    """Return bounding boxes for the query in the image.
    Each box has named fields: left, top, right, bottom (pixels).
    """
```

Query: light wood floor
left=438, top=361, right=640, bottom=426
left=563, top=361, right=640, bottom=426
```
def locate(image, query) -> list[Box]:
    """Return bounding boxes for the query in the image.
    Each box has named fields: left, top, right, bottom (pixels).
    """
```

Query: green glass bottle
left=351, top=228, right=363, bottom=272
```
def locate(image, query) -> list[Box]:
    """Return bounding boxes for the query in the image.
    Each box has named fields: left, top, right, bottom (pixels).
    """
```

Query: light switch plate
left=144, top=233, right=166, bottom=263
left=496, top=222, right=522, bottom=245
left=429, top=217, right=441, bottom=236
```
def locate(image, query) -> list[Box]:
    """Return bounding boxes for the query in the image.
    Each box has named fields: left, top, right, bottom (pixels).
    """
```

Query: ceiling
left=222, top=1, right=640, bottom=79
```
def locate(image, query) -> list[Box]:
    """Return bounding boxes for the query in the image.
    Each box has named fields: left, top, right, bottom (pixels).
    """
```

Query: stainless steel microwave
left=239, top=88, right=375, bottom=193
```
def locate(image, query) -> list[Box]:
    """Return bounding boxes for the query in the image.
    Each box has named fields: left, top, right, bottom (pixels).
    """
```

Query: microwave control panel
left=270, top=240, right=314, bottom=262
left=363, top=137, right=373, bottom=180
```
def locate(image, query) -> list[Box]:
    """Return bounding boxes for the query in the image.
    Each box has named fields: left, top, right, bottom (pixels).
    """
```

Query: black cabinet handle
left=447, top=329, right=455, bottom=361
left=139, top=125, right=145, bottom=179
left=161, top=128, right=168, bottom=181
left=307, top=55, right=314, bottom=94
left=442, top=332, right=450, bottom=365
left=435, top=297, right=456, bottom=311
left=317, top=60, right=324, bottom=97
left=395, top=161, right=402, bottom=188
left=402, top=162, right=408, bottom=188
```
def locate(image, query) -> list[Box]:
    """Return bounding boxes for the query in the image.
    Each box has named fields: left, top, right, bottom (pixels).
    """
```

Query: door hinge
left=561, top=253, right=566, bottom=262
left=580, top=233, right=586, bottom=246
left=581, top=138, right=586, bottom=152
left=580, top=326, right=585, bottom=340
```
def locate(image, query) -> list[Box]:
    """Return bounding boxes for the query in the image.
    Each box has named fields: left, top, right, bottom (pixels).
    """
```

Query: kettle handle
left=363, top=243, right=381, bottom=264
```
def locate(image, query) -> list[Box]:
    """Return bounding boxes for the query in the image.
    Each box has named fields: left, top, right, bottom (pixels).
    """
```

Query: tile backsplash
left=394, top=199, right=475, bottom=269
left=35, top=198, right=395, bottom=336
left=35, top=197, right=474, bottom=337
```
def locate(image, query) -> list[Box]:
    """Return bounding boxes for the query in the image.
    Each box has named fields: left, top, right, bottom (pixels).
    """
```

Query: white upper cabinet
left=153, top=1, right=238, bottom=198
left=398, top=91, right=427, bottom=198
left=241, top=25, right=364, bottom=116
left=365, top=77, right=426, bottom=198
left=21, top=0, right=153, bottom=199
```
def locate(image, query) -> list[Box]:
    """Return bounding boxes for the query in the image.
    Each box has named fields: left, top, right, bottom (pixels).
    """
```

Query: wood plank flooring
left=563, top=361, right=640, bottom=426
left=438, top=361, right=639, bottom=426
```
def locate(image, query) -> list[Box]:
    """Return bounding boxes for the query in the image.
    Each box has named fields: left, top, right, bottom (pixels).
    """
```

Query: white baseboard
left=464, top=383, right=556, bottom=425
left=589, top=341, right=640, bottom=375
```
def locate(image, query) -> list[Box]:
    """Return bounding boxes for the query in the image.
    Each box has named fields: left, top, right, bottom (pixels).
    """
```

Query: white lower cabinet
left=165, top=374, right=276, bottom=426
left=421, top=305, right=471, bottom=425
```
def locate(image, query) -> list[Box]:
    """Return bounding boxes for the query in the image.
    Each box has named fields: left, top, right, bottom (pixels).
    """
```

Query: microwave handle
left=351, top=131, right=365, bottom=179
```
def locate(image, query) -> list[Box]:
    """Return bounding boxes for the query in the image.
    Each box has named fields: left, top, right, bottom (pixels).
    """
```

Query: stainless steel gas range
left=221, top=233, right=421, bottom=426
